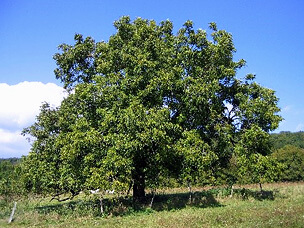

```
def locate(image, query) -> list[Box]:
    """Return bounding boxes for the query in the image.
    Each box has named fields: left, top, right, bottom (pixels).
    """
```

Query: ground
left=1, top=182, right=304, bottom=227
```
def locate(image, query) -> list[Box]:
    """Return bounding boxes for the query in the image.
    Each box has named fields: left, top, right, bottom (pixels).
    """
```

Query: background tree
left=0, top=159, right=23, bottom=200
left=23, top=16, right=282, bottom=201
left=271, top=145, right=304, bottom=182
left=270, top=131, right=304, bottom=150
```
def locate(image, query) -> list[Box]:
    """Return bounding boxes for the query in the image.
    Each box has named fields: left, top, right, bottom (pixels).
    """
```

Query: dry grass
left=1, top=182, right=304, bottom=227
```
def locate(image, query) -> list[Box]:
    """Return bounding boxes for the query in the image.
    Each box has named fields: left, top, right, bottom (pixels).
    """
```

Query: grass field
left=1, top=182, right=304, bottom=227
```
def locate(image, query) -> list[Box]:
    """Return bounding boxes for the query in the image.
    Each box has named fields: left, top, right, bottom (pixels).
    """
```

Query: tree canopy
left=22, top=17, right=282, bottom=200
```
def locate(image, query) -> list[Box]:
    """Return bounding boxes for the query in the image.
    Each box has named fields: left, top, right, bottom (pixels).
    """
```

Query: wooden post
left=187, top=182, right=192, bottom=203
left=230, top=185, right=234, bottom=198
left=8, top=201, right=17, bottom=224
left=100, top=197, right=104, bottom=214
left=150, top=189, right=156, bottom=208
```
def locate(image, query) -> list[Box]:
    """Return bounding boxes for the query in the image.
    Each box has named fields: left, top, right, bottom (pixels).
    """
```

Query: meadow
left=1, top=182, right=304, bottom=228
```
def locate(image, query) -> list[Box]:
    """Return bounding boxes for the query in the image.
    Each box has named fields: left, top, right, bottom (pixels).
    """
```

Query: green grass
left=1, top=182, right=304, bottom=227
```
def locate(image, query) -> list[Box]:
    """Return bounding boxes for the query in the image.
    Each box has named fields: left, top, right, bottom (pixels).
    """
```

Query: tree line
left=1, top=17, right=301, bottom=201
left=270, top=131, right=304, bottom=182
left=270, top=131, right=304, bottom=150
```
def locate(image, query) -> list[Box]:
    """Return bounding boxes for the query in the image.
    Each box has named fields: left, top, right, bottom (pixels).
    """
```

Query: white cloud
left=295, top=123, right=304, bottom=132
left=0, top=82, right=66, bottom=158
left=0, top=129, right=30, bottom=158
left=0, top=81, right=66, bottom=128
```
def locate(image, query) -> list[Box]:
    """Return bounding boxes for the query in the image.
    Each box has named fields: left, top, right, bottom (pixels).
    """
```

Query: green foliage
left=22, top=103, right=62, bottom=195
left=0, top=159, right=24, bottom=199
left=271, top=145, right=304, bottom=181
left=236, top=153, right=283, bottom=185
left=54, top=34, right=96, bottom=90
left=175, top=130, right=217, bottom=186
left=0, top=158, right=20, bottom=165
left=270, top=131, right=304, bottom=150
left=224, top=125, right=283, bottom=186
left=22, top=16, right=282, bottom=200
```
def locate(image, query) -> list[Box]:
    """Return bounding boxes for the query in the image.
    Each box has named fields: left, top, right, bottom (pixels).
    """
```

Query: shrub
left=271, top=145, right=304, bottom=181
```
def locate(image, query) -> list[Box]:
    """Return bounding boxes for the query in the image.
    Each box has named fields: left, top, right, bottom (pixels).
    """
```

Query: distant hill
left=0, top=157, right=21, bottom=165
left=270, top=131, right=304, bottom=150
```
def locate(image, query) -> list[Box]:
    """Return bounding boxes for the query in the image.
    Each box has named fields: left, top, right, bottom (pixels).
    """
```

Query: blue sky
left=0, top=0, right=303, bottom=158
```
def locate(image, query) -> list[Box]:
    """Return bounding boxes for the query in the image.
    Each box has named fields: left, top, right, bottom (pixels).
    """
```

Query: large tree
left=23, top=17, right=282, bottom=200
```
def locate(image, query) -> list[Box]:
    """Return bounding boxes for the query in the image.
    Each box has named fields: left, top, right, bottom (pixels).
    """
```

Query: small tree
left=175, top=130, right=217, bottom=201
left=272, top=145, right=304, bottom=182
left=233, top=125, right=283, bottom=189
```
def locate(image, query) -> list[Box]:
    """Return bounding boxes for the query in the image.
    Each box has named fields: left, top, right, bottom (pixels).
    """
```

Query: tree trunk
left=187, top=181, right=193, bottom=203
left=127, top=180, right=133, bottom=196
left=230, top=185, right=234, bottom=198
left=150, top=189, right=156, bottom=208
left=132, top=167, right=146, bottom=201
left=259, top=183, right=263, bottom=192
left=99, top=197, right=104, bottom=214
